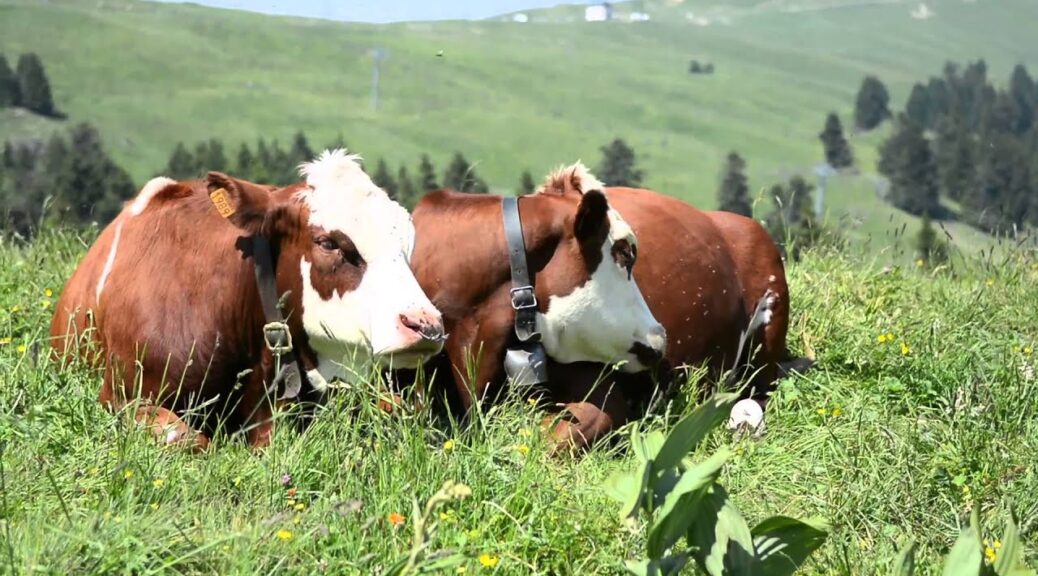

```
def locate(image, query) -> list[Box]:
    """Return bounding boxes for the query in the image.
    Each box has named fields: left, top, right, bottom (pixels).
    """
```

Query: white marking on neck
left=96, top=221, right=124, bottom=304
left=129, top=177, right=176, bottom=216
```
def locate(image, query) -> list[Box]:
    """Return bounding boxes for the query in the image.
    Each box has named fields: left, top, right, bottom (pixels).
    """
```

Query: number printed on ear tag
left=209, top=187, right=235, bottom=218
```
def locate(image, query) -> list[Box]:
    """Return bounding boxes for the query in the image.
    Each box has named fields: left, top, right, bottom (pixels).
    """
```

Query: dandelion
left=0, top=337, right=10, bottom=345
left=44, top=288, right=53, bottom=298
left=443, top=439, right=456, bottom=451
left=900, top=342, right=911, bottom=356
left=514, top=444, right=530, bottom=456
left=387, top=512, right=406, bottom=526
left=877, top=334, right=888, bottom=344
left=17, top=344, right=26, bottom=354
left=294, top=502, right=306, bottom=512
left=276, top=529, right=293, bottom=541
left=831, top=406, right=843, bottom=418
left=123, top=469, right=134, bottom=480
left=479, top=554, right=500, bottom=568
left=887, top=332, right=895, bottom=341
left=816, top=407, right=827, bottom=417
left=152, top=478, right=165, bottom=488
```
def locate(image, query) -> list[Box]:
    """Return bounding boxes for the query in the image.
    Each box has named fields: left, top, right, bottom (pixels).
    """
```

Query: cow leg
left=134, top=406, right=210, bottom=451
left=541, top=363, right=628, bottom=454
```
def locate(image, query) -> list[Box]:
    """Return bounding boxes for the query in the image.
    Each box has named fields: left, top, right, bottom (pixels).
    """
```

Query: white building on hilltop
left=585, top=2, right=613, bottom=22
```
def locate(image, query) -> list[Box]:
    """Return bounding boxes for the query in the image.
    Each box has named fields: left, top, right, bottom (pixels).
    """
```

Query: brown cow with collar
left=405, top=163, right=667, bottom=420
left=405, top=163, right=788, bottom=450
left=51, top=149, right=445, bottom=450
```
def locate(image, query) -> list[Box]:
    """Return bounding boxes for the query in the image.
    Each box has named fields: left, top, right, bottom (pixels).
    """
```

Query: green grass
left=2, top=227, right=1037, bottom=573
left=2, top=0, right=1038, bottom=256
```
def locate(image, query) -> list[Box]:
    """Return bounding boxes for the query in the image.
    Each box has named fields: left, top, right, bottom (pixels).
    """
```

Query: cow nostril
left=399, top=313, right=423, bottom=334
left=400, top=313, right=446, bottom=343
left=421, top=322, right=445, bottom=342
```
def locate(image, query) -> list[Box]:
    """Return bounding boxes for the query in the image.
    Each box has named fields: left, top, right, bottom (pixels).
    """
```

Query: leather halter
left=501, top=197, right=548, bottom=387
left=252, top=236, right=305, bottom=400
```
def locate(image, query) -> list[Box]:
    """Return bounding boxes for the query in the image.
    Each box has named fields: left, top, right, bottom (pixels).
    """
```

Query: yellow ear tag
left=209, top=187, right=235, bottom=218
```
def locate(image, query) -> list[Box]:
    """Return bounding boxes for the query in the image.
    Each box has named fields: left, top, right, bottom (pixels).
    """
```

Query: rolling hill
left=1, top=0, right=1036, bottom=255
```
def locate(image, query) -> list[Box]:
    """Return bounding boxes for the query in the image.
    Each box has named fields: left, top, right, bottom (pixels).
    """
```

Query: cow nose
left=399, top=310, right=445, bottom=343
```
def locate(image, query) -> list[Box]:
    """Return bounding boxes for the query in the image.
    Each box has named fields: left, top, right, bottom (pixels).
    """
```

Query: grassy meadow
left=1, top=227, right=1036, bottom=574
left=2, top=0, right=1038, bottom=259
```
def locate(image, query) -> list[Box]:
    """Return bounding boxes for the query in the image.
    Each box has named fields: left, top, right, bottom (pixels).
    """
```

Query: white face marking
left=129, top=177, right=176, bottom=216
left=295, top=149, right=442, bottom=379
left=537, top=207, right=664, bottom=373
left=95, top=221, right=123, bottom=304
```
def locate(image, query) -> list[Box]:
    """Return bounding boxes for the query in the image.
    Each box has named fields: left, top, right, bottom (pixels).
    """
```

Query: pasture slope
left=1, top=226, right=1037, bottom=573
left=1, top=0, right=1037, bottom=257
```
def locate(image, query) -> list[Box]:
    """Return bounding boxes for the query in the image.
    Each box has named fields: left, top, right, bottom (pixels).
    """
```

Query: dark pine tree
left=290, top=130, right=314, bottom=165
left=255, top=139, right=273, bottom=183
left=934, top=116, right=974, bottom=203
left=1008, top=64, right=1037, bottom=135
left=325, top=134, right=347, bottom=152
left=717, top=151, right=751, bottom=216
left=888, top=118, right=939, bottom=217
left=905, top=84, right=933, bottom=130
left=371, top=158, right=398, bottom=200
left=0, top=55, right=21, bottom=108
left=194, top=138, right=227, bottom=172
left=165, top=142, right=197, bottom=179
left=597, top=138, right=643, bottom=187
left=854, top=75, right=892, bottom=131
left=915, top=214, right=948, bottom=266
left=519, top=170, right=536, bottom=195
left=236, top=143, right=256, bottom=181
left=819, top=113, right=854, bottom=169
left=764, top=175, right=820, bottom=260
left=62, top=123, right=135, bottom=224
left=397, top=164, right=417, bottom=208
left=16, top=53, right=57, bottom=117
left=443, top=152, right=488, bottom=193
left=417, top=154, right=438, bottom=192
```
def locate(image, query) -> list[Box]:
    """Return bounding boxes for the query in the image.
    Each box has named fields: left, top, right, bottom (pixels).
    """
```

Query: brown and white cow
left=404, top=163, right=667, bottom=415
left=532, top=164, right=791, bottom=450
left=50, top=149, right=444, bottom=449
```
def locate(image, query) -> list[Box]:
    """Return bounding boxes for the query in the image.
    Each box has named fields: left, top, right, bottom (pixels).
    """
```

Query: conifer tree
left=372, top=158, right=398, bottom=199
left=417, top=154, right=438, bottom=192
left=443, top=152, right=488, bottom=193
left=597, top=138, right=643, bottom=187
left=397, top=164, right=417, bottom=207
left=519, top=170, right=536, bottom=195
left=16, top=53, right=57, bottom=117
left=854, top=75, right=891, bottom=131
left=717, top=151, right=752, bottom=216
left=819, top=113, right=854, bottom=169
left=165, top=143, right=197, bottom=179
left=0, top=55, right=20, bottom=108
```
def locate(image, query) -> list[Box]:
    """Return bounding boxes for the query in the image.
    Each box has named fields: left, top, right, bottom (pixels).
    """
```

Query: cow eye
left=316, top=237, right=338, bottom=252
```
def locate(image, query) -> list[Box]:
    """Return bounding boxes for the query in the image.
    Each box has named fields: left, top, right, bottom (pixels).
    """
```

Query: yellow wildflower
left=886, top=332, right=895, bottom=341
left=1024, top=346, right=1033, bottom=356
left=152, top=478, right=165, bottom=488
left=439, top=509, right=457, bottom=523
left=0, top=337, right=10, bottom=345
left=986, top=278, right=995, bottom=287
left=123, top=469, right=134, bottom=480
left=44, top=288, right=53, bottom=298
left=287, top=499, right=296, bottom=507
left=479, top=554, right=500, bottom=568
left=293, top=514, right=302, bottom=525
left=514, top=444, right=530, bottom=456
left=816, top=407, right=827, bottom=417
left=150, top=502, right=159, bottom=511
left=276, top=529, right=293, bottom=541
left=10, top=305, right=20, bottom=313
left=916, top=259, right=924, bottom=268
left=831, top=406, right=843, bottom=418
left=16, top=344, right=26, bottom=354
left=877, top=334, right=888, bottom=344
left=900, top=342, right=911, bottom=356
left=443, top=439, right=456, bottom=451
left=527, top=397, right=537, bottom=406
left=294, top=502, right=306, bottom=511
left=467, top=528, right=481, bottom=539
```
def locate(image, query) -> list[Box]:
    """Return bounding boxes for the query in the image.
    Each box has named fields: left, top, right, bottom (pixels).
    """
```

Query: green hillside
left=1, top=0, right=1036, bottom=255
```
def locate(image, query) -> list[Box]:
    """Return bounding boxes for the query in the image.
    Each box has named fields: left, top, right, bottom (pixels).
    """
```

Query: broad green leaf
left=643, top=429, right=666, bottom=461
left=751, top=515, right=828, bottom=576
left=625, top=554, right=691, bottom=576
left=647, top=449, right=731, bottom=557
left=605, top=460, right=653, bottom=519
left=890, top=540, right=918, bottom=576
left=942, top=528, right=983, bottom=576
left=994, top=515, right=1037, bottom=576
left=631, top=422, right=649, bottom=464
left=686, top=484, right=756, bottom=576
left=654, top=393, right=739, bottom=473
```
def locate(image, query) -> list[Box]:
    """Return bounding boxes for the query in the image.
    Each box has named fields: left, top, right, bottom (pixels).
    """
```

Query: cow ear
left=573, top=189, right=610, bottom=245
left=206, top=171, right=274, bottom=236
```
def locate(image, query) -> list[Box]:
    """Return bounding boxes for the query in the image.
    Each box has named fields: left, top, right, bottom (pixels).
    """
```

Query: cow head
left=205, top=149, right=444, bottom=382
left=533, top=162, right=665, bottom=372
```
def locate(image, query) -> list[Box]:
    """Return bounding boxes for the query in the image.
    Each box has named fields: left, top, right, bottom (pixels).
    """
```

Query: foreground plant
left=892, top=508, right=1035, bottom=576
left=385, top=480, right=473, bottom=575
left=605, top=392, right=827, bottom=575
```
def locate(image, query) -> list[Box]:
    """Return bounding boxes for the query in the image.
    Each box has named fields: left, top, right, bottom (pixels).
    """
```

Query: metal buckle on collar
left=262, top=321, right=293, bottom=356
left=510, top=286, right=537, bottom=310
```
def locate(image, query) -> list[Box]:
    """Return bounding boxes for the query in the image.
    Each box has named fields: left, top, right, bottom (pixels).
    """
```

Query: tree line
left=0, top=52, right=60, bottom=118
left=0, top=123, right=134, bottom=235
left=876, top=60, right=1038, bottom=234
